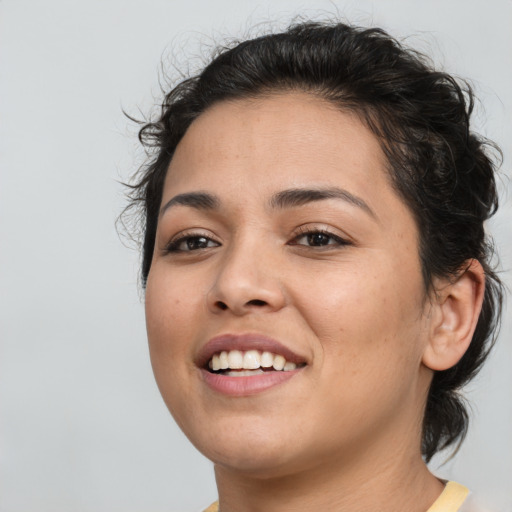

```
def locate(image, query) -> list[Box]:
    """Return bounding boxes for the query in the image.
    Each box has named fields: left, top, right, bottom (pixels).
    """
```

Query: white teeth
left=219, top=351, right=229, bottom=369
left=272, top=354, right=286, bottom=371
left=283, top=362, right=297, bottom=372
left=208, top=349, right=302, bottom=373
left=227, top=350, right=243, bottom=369
left=243, top=350, right=261, bottom=369
left=212, top=354, right=221, bottom=371
left=261, top=351, right=274, bottom=367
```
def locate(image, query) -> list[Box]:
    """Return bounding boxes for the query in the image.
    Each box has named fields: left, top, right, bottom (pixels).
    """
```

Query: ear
left=422, top=259, right=486, bottom=371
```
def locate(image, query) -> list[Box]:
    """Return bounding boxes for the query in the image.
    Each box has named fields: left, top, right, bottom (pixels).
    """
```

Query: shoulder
left=428, top=481, right=470, bottom=512
left=428, top=481, right=497, bottom=512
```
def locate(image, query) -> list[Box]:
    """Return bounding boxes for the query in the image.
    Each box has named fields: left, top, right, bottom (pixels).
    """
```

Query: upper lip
left=196, top=333, right=308, bottom=369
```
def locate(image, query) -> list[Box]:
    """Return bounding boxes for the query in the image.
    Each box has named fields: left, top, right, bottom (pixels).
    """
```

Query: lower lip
left=200, top=368, right=302, bottom=396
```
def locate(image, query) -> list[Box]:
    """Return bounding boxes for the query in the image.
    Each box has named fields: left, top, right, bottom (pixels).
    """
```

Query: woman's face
left=145, top=93, right=434, bottom=476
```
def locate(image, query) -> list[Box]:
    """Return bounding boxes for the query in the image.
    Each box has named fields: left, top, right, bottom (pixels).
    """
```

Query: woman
left=126, top=21, right=503, bottom=511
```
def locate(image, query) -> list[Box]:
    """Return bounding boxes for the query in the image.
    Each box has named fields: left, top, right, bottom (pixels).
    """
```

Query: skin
left=145, top=92, right=484, bottom=511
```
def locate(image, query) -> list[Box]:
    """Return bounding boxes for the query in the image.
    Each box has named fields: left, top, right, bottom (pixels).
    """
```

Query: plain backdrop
left=1, top=1, right=511, bottom=511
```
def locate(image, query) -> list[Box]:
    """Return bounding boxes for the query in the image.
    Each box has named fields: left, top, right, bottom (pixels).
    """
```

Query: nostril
left=247, top=299, right=267, bottom=307
left=211, top=298, right=271, bottom=313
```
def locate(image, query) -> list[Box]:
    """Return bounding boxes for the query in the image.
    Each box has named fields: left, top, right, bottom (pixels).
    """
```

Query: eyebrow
left=159, top=187, right=376, bottom=219
left=269, top=187, right=376, bottom=219
left=159, top=192, right=220, bottom=217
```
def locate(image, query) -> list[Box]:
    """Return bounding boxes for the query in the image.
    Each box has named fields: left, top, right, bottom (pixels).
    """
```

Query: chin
left=186, top=416, right=310, bottom=477
left=209, top=446, right=306, bottom=480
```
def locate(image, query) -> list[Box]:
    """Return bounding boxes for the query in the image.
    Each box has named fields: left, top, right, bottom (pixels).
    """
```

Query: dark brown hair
left=125, top=21, right=503, bottom=461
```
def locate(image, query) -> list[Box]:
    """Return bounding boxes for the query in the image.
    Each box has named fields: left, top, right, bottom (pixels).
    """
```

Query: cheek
left=295, top=254, right=426, bottom=371
left=145, top=269, right=201, bottom=374
left=144, top=270, right=206, bottom=426
left=297, top=267, right=426, bottom=435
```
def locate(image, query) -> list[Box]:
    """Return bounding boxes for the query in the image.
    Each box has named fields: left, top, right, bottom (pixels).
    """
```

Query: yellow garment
left=427, top=481, right=470, bottom=512
left=202, top=481, right=470, bottom=512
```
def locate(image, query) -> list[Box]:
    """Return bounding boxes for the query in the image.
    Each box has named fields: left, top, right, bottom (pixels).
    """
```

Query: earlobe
left=422, top=260, right=486, bottom=372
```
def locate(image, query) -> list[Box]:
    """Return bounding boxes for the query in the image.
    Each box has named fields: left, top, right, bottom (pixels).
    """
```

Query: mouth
left=207, top=349, right=305, bottom=376
left=197, top=334, right=307, bottom=395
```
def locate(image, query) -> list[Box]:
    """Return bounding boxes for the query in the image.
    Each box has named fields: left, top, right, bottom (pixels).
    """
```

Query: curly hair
left=125, top=21, right=503, bottom=462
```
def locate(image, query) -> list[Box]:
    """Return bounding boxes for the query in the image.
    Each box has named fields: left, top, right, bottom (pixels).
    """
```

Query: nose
left=206, top=240, right=286, bottom=316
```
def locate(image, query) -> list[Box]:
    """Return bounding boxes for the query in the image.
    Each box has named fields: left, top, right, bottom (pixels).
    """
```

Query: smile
left=208, top=349, right=300, bottom=375
left=198, top=334, right=307, bottom=395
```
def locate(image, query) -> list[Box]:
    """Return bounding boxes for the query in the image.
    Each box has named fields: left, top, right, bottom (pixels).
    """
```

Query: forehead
left=164, top=92, right=404, bottom=225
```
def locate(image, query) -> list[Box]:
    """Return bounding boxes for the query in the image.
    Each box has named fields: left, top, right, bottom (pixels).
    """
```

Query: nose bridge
left=207, top=230, right=285, bottom=314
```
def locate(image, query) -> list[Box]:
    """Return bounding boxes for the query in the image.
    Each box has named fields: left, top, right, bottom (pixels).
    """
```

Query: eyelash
left=164, top=231, right=220, bottom=253
left=164, top=227, right=350, bottom=254
left=288, top=227, right=351, bottom=249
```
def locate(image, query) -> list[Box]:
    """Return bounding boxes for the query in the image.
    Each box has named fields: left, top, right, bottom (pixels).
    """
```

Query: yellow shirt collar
left=204, top=480, right=470, bottom=512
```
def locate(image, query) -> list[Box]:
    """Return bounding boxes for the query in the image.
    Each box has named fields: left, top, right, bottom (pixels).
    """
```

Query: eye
left=165, top=234, right=220, bottom=253
left=289, top=228, right=350, bottom=248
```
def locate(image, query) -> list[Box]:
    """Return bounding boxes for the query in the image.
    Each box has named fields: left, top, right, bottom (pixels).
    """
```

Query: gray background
left=1, top=1, right=510, bottom=511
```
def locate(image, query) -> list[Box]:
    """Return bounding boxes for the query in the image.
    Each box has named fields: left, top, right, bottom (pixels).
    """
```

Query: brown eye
left=291, top=230, right=348, bottom=248
left=166, top=235, right=220, bottom=253
left=305, top=233, right=333, bottom=246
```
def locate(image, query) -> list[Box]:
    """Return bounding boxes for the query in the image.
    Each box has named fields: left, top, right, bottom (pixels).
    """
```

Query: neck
left=214, top=433, right=443, bottom=512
